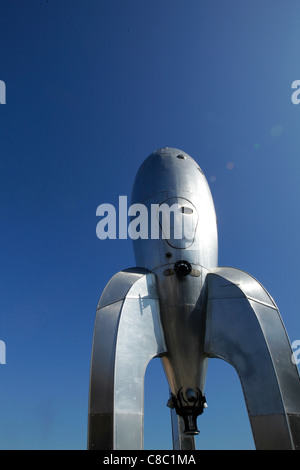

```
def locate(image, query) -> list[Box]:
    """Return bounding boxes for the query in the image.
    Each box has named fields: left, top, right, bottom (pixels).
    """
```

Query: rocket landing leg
left=88, top=268, right=166, bottom=450
left=205, top=267, right=300, bottom=450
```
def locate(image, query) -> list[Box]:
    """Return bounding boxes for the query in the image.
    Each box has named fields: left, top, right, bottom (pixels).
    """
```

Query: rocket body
left=131, top=147, right=218, bottom=432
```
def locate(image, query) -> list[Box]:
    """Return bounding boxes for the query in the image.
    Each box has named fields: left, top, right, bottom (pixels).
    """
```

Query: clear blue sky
left=0, top=0, right=300, bottom=450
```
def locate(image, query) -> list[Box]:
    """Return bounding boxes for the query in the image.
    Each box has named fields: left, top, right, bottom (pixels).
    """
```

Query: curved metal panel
left=205, top=267, right=300, bottom=450
left=88, top=269, right=166, bottom=450
left=97, top=267, right=150, bottom=308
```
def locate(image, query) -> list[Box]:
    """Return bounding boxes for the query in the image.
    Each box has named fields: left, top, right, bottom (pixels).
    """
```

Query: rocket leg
left=88, top=268, right=166, bottom=450
left=205, top=267, right=300, bottom=450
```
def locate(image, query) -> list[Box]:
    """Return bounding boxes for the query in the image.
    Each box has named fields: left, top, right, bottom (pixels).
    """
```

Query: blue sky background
left=0, top=0, right=300, bottom=450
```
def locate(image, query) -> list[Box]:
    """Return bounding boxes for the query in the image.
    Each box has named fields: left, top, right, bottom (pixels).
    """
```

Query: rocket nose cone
left=153, top=147, right=193, bottom=161
left=151, top=147, right=205, bottom=177
left=131, top=147, right=218, bottom=271
left=131, top=148, right=206, bottom=205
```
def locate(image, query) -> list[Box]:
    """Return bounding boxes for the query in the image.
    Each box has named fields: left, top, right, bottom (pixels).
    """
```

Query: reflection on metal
left=205, top=267, right=300, bottom=450
left=88, top=268, right=166, bottom=450
left=88, top=148, right=300, bottom=450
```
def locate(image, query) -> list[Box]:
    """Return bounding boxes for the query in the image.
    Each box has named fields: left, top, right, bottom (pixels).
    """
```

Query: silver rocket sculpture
left=88, top=148, right=300, bottom=450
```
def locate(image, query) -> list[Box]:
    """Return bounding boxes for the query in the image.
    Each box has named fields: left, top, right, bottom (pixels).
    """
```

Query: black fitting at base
left=167, top=387, right=207, bottom=435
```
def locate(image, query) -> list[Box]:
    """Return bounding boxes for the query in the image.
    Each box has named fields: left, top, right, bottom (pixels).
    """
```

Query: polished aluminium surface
left=88, top=147, right=300, bottom=450
left=131, top=148, right=217, bottom=421
left=205, top=267, right=300, bottom=450
left=88, top=268, right=166, bottom=450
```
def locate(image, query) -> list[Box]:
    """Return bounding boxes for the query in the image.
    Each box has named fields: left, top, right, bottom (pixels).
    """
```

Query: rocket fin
left=87, top=268, right=167, bottom=450
left=205, top=267, right=300, bottom=450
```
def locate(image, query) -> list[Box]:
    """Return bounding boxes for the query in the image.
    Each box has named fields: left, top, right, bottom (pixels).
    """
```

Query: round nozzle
left=174, top=260, right=192, bottom=276
left=186, top=388, right=198, bottom=403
